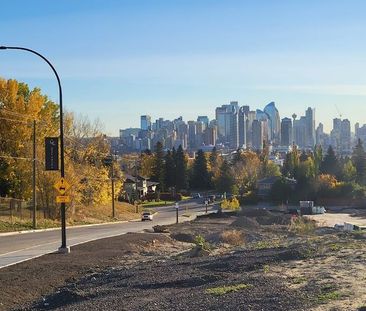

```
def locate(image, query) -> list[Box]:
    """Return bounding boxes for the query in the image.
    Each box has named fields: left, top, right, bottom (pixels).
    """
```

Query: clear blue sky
left=1, top=0, right=366, bottom=135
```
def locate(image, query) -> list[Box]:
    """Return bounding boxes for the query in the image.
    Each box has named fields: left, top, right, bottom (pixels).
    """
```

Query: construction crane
left=334, top=104, right=342, bottom=119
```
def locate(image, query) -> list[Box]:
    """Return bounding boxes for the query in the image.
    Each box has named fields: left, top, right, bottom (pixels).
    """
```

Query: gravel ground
left=3, top=208, right=366, bottom=311
left=22, top=246, right=312, bottom=311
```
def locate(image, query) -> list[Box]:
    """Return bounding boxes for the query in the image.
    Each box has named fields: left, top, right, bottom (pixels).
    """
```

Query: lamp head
left=0, top=46, right=7, bottom=50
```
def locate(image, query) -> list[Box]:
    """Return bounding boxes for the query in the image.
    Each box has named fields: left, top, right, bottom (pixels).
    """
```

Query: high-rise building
left=356, top=124, right=366, bottom=146
left=238, top=106, right=247, bottom=148
left=340, top=119, right=351, bottom=154
left=215, top=107, right=230, bottom=141
left=305, top=107, right=315, bottom=148
left=204, top=125, right=217, bottom=146
left=264, top=102, right=281, bottom=145
left=316, top=123, right=324, bottom=146
left=215, top=101, right=239, bottom=149
left=197, top=116, right=209, bottom=127
left=187, top=121, right=197, bottom=150
left=355, top=123, right=360, bottom=139
left=293, top=116, right=306, bottom=148
left=246, top=110, right=256, bottom=148
left=140, top=115, right=151, bottom=130
left=256, top=109, right=270, bottom=143
left=195, top=121, right=204, bottom=148
left=280, top=117, right=292, bottom=147
left=331, top=118, right=342, bottom=152
left=252, top=120, right=262, bottom=150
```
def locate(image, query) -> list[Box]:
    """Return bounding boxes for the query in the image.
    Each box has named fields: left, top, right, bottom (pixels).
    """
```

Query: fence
left=0, top=197, right=45, bottom=223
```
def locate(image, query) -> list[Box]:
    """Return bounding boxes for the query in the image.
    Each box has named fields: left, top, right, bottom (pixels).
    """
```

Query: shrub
left=194, top=234, right=211, bottom=251
left=289, top=216, right=317, bottom=234
left=220, top=230, right=244, bottom=246
left=206, top=284, right=253, bottom=296
left=159, top=192, right=182, bottom=201
left=238, top=191, right=259, bottom=205
left=221, top=197, right=240, bottom=210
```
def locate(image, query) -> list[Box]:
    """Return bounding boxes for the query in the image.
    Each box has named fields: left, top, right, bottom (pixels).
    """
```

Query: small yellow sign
left=54, top=178, right=70, bottom=195
left=56, top=195, right=71, bottom=203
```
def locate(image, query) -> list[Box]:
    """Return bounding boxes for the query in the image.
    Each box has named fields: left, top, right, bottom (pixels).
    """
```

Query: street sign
left=56, top=195, right=70, bottom=203
left=54, top=178, right=71, bottom=195
left=175, top=202, right=179, bottom=209
left=45, top=137, right=59, bottom=171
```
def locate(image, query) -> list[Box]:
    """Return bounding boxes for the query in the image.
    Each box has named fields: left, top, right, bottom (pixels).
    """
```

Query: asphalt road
left=0, top=199, right=216, bottom=269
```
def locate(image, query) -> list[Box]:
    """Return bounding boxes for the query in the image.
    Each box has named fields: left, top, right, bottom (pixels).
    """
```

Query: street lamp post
left=0, top=46, right=69, bottom=253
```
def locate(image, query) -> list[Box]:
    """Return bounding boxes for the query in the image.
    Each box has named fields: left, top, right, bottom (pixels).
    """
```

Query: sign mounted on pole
left=54, top=177, right=70, bottom=195
left=56, top=195, right=71, bottom=203
left=45, top=137, right=59, bottom=171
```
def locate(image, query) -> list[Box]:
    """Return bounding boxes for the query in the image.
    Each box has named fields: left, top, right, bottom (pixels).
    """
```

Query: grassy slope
left=0, top=201, right=139, bottom=233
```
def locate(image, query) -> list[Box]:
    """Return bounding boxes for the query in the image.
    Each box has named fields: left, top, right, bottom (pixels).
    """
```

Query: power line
left=65, top=135, right=111, bottom=158
left=0, top=107, right=31, bottom=119
left=0, top=115, right=30, bottom=124
left=0, top=154, right=32, bottom=161
left=0, top=108, right=53, bottom=127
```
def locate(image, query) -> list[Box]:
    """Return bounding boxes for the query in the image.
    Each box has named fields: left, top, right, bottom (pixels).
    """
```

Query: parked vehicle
left=193, top=193, right=201, bottom=199
left=141, top=211, right=153, bottom=221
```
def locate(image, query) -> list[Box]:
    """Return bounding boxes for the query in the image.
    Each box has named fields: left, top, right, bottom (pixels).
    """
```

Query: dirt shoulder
left=2, top=209, right=366, bottom=311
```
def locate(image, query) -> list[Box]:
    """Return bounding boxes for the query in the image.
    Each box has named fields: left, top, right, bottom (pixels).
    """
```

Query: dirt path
left=308, top=212, right=366, bottom=227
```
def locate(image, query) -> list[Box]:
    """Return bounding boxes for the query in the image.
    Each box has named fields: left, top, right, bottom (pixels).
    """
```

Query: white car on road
left=141, top=211, right=153, bottom=221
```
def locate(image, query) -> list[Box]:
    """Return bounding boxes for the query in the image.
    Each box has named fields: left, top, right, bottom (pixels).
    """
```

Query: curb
left=0, top=218, right=142, bottom=237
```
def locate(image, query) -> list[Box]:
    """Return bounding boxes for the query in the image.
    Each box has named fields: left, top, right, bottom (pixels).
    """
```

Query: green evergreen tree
left=209, top=146, right=218, bottom=167
left=190, top=149, right=210, bottom=189
left=282, top=152, right=293, bottom=177
left=313, top=145, right=323, bottom=176
left=175, top=145, right=188, bottom=190
left=282, top=145, right=300, bottom=178
left=164, top=150, right=175, bottom=189
left=342, top=158, right=357, bottom=182
left=352, top=139, right=366, bottom=184
left=151, top=141, right=165, bottom=191
left=321, top=145, right=339, bottom=177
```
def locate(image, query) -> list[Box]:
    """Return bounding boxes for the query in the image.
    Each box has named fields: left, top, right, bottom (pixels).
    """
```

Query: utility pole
left=111, top=154, right=115, bottom=218
left=134, top=159, right=139, bottom=213
left=32, top=120, right=37, bottom=229
left=175, top=202, right=179, bottom=224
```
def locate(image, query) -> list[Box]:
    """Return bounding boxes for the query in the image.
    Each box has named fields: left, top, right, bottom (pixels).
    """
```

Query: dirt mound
left=256, top=214, right=291, bottom=225
left=231, top=216, right=260, bottom=229
left=170, top=232, right=195, bottom=243
left=153, top=225, right=170, bottom=233
left=234, top=209, right=292, bottom=226
left=239, top=208, right=272, bottom=218
left=196, top=211, right=236, bottom=220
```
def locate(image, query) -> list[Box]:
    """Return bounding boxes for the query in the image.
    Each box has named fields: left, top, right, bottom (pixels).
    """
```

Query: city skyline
left=1, top=0, right=366, bottom=135
left=120, top=102, right=356, bottom=135
left=118, top=101, right=359, bottom=157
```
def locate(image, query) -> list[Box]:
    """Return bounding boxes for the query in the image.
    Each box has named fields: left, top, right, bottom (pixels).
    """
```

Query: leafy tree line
left=140, top=143, right=280, bottom=196
left=0, top=78, right=122, bottom=218
left=141, top=139, right=366, bottom=204
left=274, top=141, right=366, bottom=203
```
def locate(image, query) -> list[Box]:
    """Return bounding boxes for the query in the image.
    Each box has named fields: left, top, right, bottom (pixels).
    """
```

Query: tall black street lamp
left=0, top=46, right=69, bottom=253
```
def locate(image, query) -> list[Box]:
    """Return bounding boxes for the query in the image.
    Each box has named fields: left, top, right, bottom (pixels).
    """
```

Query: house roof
left=124, top=173, right=146, bottom=183
left=124, top=174, right=159, bottom=186
left=257, top=176, right=296, bottom=185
